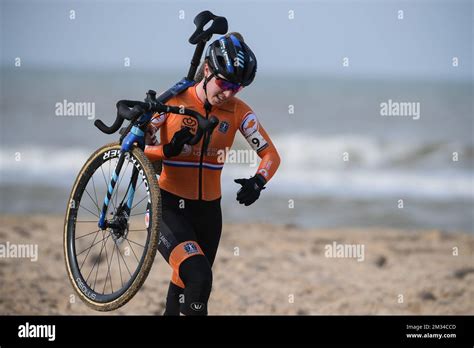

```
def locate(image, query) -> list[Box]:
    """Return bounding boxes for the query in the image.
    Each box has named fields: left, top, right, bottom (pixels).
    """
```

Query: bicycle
left=63, top=11, right=227, bottom=311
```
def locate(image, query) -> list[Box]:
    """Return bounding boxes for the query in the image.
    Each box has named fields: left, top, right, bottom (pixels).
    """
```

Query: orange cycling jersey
left=144, top=85, right=280, bottom=201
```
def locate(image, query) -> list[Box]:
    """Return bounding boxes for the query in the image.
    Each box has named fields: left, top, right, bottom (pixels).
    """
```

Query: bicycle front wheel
left=64, top=142, right=161, bottom=311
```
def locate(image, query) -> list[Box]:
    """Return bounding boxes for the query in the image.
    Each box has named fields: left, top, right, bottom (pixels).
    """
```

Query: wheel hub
left=108, top=205, right=129, bottom=243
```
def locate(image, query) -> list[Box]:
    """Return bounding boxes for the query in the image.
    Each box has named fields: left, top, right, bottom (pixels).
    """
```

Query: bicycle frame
left=97, top=113, right=151, bottom=230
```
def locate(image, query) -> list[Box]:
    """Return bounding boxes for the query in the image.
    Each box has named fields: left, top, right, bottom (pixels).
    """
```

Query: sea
left=1, top=68, right=472, bottom=232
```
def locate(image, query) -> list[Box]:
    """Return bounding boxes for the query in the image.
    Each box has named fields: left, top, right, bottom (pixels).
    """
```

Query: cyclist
left=144, top=32, right=280, bottom=315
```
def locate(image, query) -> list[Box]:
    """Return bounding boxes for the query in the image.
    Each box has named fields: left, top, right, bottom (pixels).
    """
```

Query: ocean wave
left=1, top=140, right=472, bottom=201
left=270, top=133, right=474, bottom=170
left=0, top=147, right=89, bottom=187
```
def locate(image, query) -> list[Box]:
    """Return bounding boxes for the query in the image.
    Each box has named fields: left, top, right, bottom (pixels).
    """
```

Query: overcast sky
left=1, top=0, right=472, bottom=79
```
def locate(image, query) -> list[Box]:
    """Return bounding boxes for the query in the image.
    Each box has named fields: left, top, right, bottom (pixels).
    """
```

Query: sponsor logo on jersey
left=241, top=113, right=258, bottom=136
left=245, top=119, right=256, bottom=131
left=218, top=121, right=230, bottom=134
left=182, top=117, right=198, bottom=133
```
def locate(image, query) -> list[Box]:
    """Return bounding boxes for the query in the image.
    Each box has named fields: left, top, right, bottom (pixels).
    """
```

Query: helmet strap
left=202, top=73, right=215, bottom=114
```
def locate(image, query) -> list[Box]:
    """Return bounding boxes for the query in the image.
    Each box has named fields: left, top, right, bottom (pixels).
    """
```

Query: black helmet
left=205, top=34, right=257, bottom=87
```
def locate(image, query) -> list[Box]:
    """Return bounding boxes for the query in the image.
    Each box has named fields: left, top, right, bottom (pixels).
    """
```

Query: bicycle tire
left=64, top=142, right=161, bottom=311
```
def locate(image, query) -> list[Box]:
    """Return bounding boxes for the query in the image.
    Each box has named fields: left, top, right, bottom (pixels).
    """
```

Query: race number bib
left=241, top=113, right=268, bottom=152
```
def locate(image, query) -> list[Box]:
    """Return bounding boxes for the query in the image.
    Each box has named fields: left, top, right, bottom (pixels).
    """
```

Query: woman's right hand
left=163, top=127, right=194, bottom=158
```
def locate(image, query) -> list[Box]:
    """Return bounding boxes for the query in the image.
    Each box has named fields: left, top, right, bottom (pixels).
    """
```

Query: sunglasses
left=210, top=73, right=243, bottom=93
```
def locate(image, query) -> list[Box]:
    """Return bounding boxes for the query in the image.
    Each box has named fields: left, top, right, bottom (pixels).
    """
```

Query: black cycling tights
left=157, top=189, right=222, bottom=316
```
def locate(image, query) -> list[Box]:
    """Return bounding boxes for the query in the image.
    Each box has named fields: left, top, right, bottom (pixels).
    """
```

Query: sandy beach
left=0, top=214, right=472, bottom=315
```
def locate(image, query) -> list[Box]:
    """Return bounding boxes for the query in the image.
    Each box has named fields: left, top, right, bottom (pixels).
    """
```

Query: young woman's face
left=203, top=64, right=241, bottom=106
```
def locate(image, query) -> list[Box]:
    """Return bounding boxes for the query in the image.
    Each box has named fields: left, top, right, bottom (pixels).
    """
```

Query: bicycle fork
left=97, top=154, right=140, bottom=230
left=98, top=125, right=146, bottom=230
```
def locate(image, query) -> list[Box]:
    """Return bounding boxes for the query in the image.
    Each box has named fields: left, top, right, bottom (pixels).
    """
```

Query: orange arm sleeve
left=144, top=112, right=167, bottom=161
left=144, top=144, right=165, bottom=161
left=254, top=125, right=280, bottom=183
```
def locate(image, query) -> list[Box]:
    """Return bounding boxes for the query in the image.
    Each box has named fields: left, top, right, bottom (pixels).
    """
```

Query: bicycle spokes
left=72, top=152, right=152, bottom=296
